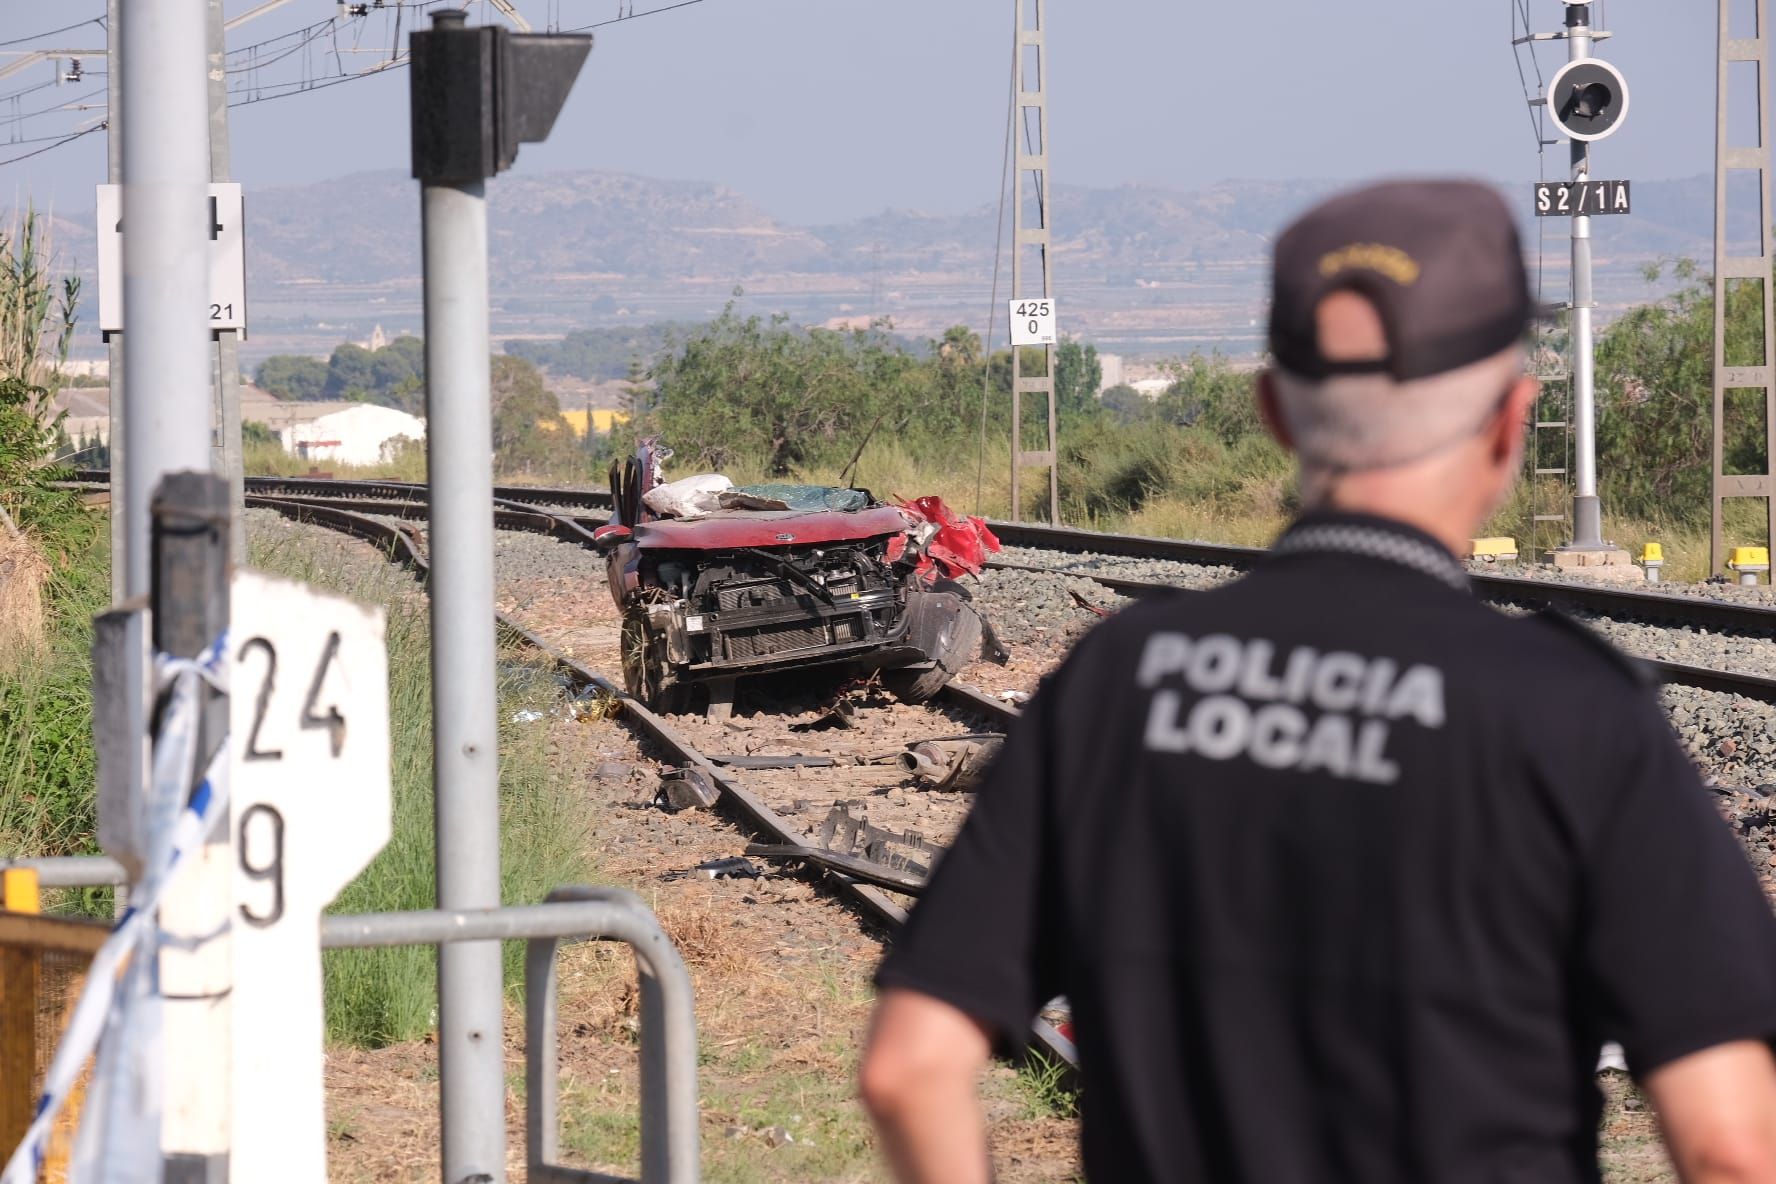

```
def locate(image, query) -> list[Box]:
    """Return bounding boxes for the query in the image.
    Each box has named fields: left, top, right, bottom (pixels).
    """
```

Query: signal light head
left=1547, top=58, right=1630, bottom=143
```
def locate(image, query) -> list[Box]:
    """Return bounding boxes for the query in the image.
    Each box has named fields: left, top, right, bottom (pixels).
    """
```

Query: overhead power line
left=0, top=17, right=105, bottom=51
left=564, top=0, right=710, bottom=32
left=0, top=0, right=718, bottom=167
left=0, top=122, right=103, bottom=167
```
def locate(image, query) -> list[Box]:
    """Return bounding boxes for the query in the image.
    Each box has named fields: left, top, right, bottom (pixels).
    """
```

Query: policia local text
left=1139, top=632, right=1446, bottom=786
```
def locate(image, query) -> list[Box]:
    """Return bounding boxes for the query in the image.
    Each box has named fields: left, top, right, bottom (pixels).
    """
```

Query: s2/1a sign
left=1008, top=299, right=1058, bottom=346
left=229, top=570, right=390, bottom=1183
left=1533, top=179, right=1631, bottom=217
left=95, top=182, right=248, bottom=335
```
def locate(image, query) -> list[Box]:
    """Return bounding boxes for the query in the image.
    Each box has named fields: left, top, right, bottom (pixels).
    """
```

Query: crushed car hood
left=632, top=505, right=911, bottom=551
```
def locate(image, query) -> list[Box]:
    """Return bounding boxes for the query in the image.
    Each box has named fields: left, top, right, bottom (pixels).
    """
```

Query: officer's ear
left=1256, top=371, right=1295, bottom=453
left=1489, top=375, right=1540, bottom=463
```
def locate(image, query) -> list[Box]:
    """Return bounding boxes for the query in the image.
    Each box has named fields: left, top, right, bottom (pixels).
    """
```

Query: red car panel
left=632, top=505, right=910, bottom=551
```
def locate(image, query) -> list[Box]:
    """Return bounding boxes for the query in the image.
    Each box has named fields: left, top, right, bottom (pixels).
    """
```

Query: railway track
left=209, top=474, right=1776, bottom=704
left=77, top=470, right=1776, bottom=635
left=984, top=558, right=1776, bottom=704
left=245, top=492, right=1077, bottom=1069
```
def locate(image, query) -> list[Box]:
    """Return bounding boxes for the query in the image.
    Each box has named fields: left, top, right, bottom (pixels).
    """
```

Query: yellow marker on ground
left=1639, top=543, right=1665, bottom=583
left=1727, top=547, right=1771, bottom=585
left=1467, top=537, right=1518, bottom=562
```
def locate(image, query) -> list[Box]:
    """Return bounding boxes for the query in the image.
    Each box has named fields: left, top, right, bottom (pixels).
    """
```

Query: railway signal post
left=1546, top=0, right=1632, bottom=569
left=409, top=15, right=590, bottom=1180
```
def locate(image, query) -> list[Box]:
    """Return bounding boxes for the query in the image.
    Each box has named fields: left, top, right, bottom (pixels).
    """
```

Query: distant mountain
left=39, top=170, right=1733, bottom=361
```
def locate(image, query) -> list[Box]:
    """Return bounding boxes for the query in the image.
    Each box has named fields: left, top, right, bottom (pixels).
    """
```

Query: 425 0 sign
left=1533, top=179, right=1631, bottom=217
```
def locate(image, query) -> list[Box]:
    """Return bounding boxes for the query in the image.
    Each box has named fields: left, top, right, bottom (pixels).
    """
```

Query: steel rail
left=983, top=520, right=1776, bottom=636
left=226, top=477, right=1776, bottom=697
left=248, top=493, right=1070, bottom=1067
left=80, top=472, right=1776, bottom=640
left=1008, top=558, right=1776, bottom=704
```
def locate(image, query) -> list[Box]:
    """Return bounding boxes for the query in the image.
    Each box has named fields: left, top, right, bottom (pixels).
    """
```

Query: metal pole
left=421, top=174, right=507, bottom=1182
left=105, top=0, right=124, bottom=602
left=121, top=0, right=230, bottom=1173
left=121, top=0, right=211, bottom=592
left=1567, top=2, right=1604, bottom=548
left=206, top=0, right=247, bottom=562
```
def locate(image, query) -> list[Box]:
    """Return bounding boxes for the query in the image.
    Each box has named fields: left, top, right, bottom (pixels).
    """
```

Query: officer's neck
left=1315, top=481, right=1483, bottom=560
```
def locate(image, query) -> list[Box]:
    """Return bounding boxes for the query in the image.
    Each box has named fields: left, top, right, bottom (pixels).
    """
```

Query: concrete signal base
left=1548, top=546, right=1642, bottom=582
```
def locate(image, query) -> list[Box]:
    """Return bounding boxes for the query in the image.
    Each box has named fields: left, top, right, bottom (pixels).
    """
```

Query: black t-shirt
left=877, top=511, right=1776, bottom=1183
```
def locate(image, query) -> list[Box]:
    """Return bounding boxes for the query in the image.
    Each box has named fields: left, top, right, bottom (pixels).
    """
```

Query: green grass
left=565, top=1060, right=882, bottom=1184
left=247, top=530, right=595, bottom=1047
left=0, top=515, right=106, bottom=864
left=1013, top=1051, right=1080, bottom=1122
left=242, top=438, right=428, bottom=483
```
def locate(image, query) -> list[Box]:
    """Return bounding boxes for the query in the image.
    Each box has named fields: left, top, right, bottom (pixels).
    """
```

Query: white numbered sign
left=229, top=571, right=390, bottom=1183
left=1008, top=298, right=1058, bottom=346
left=96, top=182, right=248, bottom=335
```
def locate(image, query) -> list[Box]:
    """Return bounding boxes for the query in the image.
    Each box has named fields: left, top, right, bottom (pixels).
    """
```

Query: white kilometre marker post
left=1007, top=297, right=1058, bottom=348
left=228, top=571, right=391, bottom=1182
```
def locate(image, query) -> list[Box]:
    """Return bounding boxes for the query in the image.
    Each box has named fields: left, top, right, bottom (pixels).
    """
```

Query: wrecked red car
left=592, top=439, right=994, bottom=715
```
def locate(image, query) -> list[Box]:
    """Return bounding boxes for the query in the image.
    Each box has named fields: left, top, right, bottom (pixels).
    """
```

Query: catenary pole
left=120, top=0, right=232, bottom=1179
left=1567, top=2, right=1603, bottom=548
left=122, top=0, right=210, bottom=587
left=206, top=0, right=247, bottom=560
left=1008, top=0, right=1059, bottom=524
left=105, top=0, right=124, bottom=601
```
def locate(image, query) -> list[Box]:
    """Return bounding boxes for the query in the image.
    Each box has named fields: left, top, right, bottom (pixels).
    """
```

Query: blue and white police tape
left=1, top=636, right=229, bottom=1184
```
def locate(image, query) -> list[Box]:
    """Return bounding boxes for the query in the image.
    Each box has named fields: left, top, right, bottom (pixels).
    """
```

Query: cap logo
left=1318, top=243, right=1420, bottom=286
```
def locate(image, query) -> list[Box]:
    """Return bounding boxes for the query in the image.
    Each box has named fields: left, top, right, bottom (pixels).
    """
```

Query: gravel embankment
left=993, top=546, right=1776, bottom=680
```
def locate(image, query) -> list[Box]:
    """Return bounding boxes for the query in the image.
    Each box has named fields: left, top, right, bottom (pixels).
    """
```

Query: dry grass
left=0, top=528, right=48, bottom=673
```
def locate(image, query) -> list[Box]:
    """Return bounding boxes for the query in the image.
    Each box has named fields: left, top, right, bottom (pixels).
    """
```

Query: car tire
left=621, top=610, right=691, bottom=714
left=883, top=664, right=951, bottom=704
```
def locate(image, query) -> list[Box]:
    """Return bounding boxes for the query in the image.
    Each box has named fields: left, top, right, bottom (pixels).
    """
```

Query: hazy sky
left=0, top=1, right=1725, bottom=225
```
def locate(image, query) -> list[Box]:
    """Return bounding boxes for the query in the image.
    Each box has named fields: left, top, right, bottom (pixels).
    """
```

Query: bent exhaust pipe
left=897, top=739, right=1004, bottom=793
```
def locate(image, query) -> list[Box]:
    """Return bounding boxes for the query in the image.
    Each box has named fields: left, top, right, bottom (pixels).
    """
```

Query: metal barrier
left=0, top=862, right=701, bottom=1184
left=522, top=887, right=698, bottom=1184
left=0, top=868, right=108, bottom=1182
left=323, top=886, right=700, bottom=1184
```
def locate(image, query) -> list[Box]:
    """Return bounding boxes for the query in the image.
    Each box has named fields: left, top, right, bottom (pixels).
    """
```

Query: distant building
left=51, top=387, right=112, bottom=445
left=1130, top=377, right=1172, bottom=400
left=277, top=404, right=425, bottom=466
left=55, top=386, right=427, bottom=466
left=1096, top=353, right=1125, bottom=394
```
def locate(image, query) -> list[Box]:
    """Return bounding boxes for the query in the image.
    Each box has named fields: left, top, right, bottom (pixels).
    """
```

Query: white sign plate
left=1532, top=179, right=1631, bottom=217
left=96, top=182, right=247, bottom=336
left=1008, top=298, right=1057, bottom=347
left=228, top=570, right=389, bottom=1183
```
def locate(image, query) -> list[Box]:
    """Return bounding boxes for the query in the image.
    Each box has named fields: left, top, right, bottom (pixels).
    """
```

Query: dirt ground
left=321, top=565, right=1081, bottom=1183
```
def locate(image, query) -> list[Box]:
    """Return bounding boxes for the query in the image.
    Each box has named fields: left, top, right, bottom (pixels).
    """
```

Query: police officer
left=859, top=180, right=1776, bottom=1183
